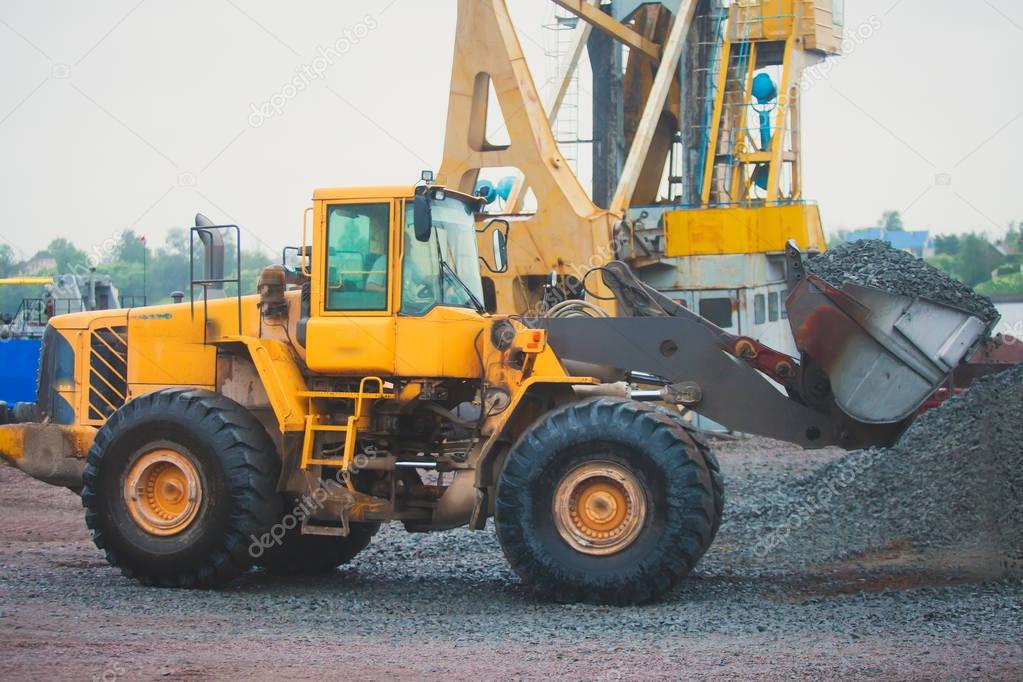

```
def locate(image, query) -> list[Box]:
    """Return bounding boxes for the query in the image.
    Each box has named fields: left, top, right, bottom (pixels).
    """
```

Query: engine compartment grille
left=88, top=325, right=128, bottom=420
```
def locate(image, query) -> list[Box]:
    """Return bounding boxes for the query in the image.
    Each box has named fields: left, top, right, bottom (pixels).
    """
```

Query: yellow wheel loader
left=0, top=180, right=994, bottom=604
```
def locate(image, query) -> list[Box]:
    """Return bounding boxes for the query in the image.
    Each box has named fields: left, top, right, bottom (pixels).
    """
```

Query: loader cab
left=304, top=185, right=500, bottom=377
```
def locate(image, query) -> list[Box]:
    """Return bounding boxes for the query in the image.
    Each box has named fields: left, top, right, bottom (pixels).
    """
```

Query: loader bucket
left=786, top=272, right=994, bottom=425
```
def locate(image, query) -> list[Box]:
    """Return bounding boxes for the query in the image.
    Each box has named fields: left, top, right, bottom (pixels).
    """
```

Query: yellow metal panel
left=122, top=294, right=265, bottom=393
left=216, top=337, right=310, bottom=432
left=313, top=185, right=415, bottom=202
left=529, top=344, right=570, bottom=377
left=0, top=426, right=24, bottom=461
left=663, top=204, right=826, bottom=257
left=729, top=1, right=842, bottom=54
left=394, top=315, right=446, bottom=377
left=125, top=303, right=217, bottom=389
left=394, top=307, right=487, bottom=378
left=760, top=0, right=796, bottom=39
left=304, top=316, right=397, bottom=376
left=0, top=277, right=53, bottom=286
left=806, top=1, right=844, bottom=54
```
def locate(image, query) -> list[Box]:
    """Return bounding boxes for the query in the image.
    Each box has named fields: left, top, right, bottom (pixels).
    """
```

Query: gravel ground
left=2, top=436, right=1021, bottom=680
left=808, top=240, right=1000, bottom=322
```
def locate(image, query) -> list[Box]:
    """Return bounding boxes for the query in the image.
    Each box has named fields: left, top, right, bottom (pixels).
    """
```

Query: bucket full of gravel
left=808, top=239, right=1000, bottom=323
left=753, top=365, right=1023, bottom=573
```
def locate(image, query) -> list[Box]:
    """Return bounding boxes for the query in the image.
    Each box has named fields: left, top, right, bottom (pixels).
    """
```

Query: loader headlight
left=491, top=319, right=516, bottom=351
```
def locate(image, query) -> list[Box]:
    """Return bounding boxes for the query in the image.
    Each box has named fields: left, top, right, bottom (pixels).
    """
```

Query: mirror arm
left=478, top=255, right=500, bottom=274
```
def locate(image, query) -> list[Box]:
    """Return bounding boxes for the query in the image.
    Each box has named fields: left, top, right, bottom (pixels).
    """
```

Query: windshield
left=401, top=195, right=485, bottom=315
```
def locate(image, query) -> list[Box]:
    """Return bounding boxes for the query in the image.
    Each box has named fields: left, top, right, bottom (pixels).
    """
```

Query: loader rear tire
left=254, top=503, right=379, bottom=575
left=495, top=397, right=716, bottom=605
left=81, top=389, right=281, bottom=588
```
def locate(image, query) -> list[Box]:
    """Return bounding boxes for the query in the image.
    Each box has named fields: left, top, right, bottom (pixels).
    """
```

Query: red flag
left=140, top=234, right=146, bottom=243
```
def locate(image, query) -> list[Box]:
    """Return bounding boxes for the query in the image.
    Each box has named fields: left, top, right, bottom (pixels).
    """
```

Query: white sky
left=0, top=0, right=1020, bottom=262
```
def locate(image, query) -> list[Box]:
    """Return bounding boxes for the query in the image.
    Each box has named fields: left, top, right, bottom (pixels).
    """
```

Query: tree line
left=0, top=229, right=274, bottom=316
left=2, top=212, right=1020, bottom=318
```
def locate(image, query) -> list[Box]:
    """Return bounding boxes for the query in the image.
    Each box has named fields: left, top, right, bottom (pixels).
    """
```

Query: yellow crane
left=441, top=0, right=840, bottom=356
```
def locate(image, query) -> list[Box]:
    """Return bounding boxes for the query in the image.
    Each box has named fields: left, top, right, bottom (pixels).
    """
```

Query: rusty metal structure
left=441, top=0, right=843, bottom=367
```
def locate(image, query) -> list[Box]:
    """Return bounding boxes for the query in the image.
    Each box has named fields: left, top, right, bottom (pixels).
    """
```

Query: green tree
left=926, top=253, right=961, bottom=279
left=113, top=230, right=146, bottom=265
left=827, top=228, right=849, bottom=248
left=976, top=272, right=1023, bottom=296
left=163, top=227, right=189, bottom=258
left=1004, top=222, right=1022, bottom=254
left=957, top=233, right=1004, bottom=286
left=44, top=238, right=88, bottom=272
left=0, top=244, right=18, bottom=277
left=879, top=210, right=904, bottom=231
left=934, top=234, right=961, bottom=256
left=144, top=231, right=191, bottom=303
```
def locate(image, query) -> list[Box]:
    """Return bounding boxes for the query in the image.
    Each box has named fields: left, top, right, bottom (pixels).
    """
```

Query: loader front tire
left=652, top=406, right=725, bottom=555
left=81, top=389, right=281, bottom=588
left=495, top=397, right=716, bottom=605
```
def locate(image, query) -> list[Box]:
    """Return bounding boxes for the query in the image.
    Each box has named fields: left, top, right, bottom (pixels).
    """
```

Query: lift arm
left=541, top=255, right=995, bottom=451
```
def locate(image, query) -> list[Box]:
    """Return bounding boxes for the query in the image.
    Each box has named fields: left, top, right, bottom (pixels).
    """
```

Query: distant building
left=18, top=255, right=56, bottom=275
left=845, top=228, right=934, bottom=258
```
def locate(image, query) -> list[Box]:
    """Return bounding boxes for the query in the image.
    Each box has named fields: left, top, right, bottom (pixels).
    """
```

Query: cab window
left=400, top=198, right=483, bottom=315
left=401, top=203, right=439, bottom=315
left=324, top=203, right=390, bottom=311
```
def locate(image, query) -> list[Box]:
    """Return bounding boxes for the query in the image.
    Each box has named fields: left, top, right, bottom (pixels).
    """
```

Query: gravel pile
left=808, top=239, right=1000, bottom=322
left=751, top=365, right=1023, bottom=569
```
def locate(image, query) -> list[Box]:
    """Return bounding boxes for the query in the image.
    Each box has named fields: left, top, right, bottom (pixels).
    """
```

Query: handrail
left=189, top=224, right=243, bottom=341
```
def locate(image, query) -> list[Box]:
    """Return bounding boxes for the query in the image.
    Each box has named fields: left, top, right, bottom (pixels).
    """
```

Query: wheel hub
left=124, top=448, right=202, bottom=536
left=553, top=461, right=646, bottom=556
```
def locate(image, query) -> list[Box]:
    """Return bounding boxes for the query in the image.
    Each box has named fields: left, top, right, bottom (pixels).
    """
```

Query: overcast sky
left=0, top=0, right=1019, bottom=262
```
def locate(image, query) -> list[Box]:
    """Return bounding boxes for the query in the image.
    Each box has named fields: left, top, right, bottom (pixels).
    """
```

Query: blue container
left=0, top=338, right=42, bottom=404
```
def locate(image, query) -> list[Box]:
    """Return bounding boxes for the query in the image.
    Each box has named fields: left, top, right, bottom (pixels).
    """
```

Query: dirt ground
left=0, top=441, right=1020, bottom=681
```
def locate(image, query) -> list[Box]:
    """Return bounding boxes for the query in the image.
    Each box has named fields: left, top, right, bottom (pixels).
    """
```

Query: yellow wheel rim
left=553, top=461, right=646, bottom=556
left=124, top=448, right=202, bottom=536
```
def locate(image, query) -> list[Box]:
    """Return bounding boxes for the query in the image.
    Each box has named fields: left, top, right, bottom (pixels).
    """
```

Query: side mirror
left=479, top=218, right=510, bottom=273
left=413, top=194, right=432, bottom=242
left=492, top=230, right=508, bottom=274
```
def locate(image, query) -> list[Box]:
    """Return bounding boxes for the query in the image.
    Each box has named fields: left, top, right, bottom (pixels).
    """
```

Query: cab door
left=304, top=198, right=398, bottom=376
left=392, top=198, right=485, bottom=379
